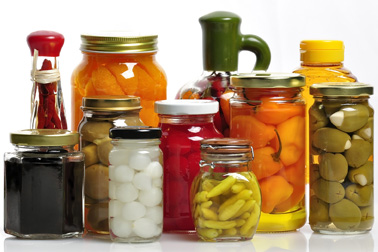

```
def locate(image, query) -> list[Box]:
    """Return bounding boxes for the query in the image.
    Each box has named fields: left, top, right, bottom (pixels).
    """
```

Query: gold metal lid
left=10, top=129, right=79, bottom=146
left=231, top=73, right=305, bottom=88
left=81, top=95, right=142, bottom=111
left=310, top=83, right=373, bottom=96
left=80, top=32, right=158, bottom=53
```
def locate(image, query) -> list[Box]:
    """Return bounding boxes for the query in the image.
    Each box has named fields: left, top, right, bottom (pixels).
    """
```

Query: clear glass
left=309, top=96, right=374, bottom=234
left=71, top=52, right=167, bottom=130
left=78, top=109, right=143, bottom=235
left=108, top=139, right=163, bottom=242
left=4, top=145, right=84, bottom=239
left=158, top=114, right=223, bottom=232
left=191, top=152, right=261, bottom=241
left=230, top=87, right=306, bottom=232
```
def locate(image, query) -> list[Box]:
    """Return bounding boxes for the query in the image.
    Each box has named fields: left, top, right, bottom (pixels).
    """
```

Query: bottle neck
left=235, top=87, right=304, bottom=102
left=301, top=61, right=343, bottom=67
left=158, top=114, right=215, bottom=125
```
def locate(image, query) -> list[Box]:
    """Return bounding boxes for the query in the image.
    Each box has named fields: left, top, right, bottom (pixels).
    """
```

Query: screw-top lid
left=231, top=73, right=305, bottom=88
left=27, top=30, right=64, bottom=57
left=80, top=32, right=158, bottom=53
left=300, top=40, right=344, bottom=63
left=10, top=129, right=79, bottom=146
left=154, top=100, right=219, bottom=115
left=109, top=126, right=162, bottom=139
left=201, top=138, right=252, bottom=154
left=81, top=95, right=142, bottom=111
left=310, top=83, right=373, bottom=96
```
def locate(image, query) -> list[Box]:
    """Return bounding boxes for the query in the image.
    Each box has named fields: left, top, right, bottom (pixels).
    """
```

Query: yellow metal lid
left=310, top=83, right=373, bottom=96
left=81, top=95, right=142, bottom=111
left=300, top=40, right=344, bottom=63
left=231, top=73, right=305, bottom=88
left=10, top=129, right=79, bottom=146
left=80, top=32, right=158, bottom=53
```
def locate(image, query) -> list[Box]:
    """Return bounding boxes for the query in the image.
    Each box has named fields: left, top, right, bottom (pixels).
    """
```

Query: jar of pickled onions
left=71, top=33, right=167, bottom=130
left=230, top=73, right=306, bottom=232
left=155, top=100, right=223, bottom=232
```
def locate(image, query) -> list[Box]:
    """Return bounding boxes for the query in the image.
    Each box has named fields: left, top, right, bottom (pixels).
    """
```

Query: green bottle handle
left=241, top=34, right=271, bottom=71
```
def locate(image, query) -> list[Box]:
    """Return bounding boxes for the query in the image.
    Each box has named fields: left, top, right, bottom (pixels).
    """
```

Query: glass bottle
left=108, top=126, right=163, bottom=242
left=230, top=73, right=306, bottom=232
left=309, top=83, right=374, bottom=234
left=27, top=30, right=67, bottom=129
left=191, top=138, right=261, bottom=241
left=78, top=95, right=144, bottom=235
left=155, top=100, right=223, bottom=232
left=176, top=11, right=271, bottom=137
left=71, top=33, right=167, bottom=129
left=4, top=129, right=84, bottom=239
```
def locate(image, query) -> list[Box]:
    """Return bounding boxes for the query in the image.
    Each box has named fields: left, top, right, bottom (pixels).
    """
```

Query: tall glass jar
left=78, top=95, right=143, bottom=235
left=71, top=33, right=167, bottom=130
left=108, top=126, right=163, bottom=242
left=309, top=83, right=374, bottom=234
left=155, top=100, right=223, bottom=232
left=191, top=138, right=261, bottom=241
left=4, top=129, right=84, bottom=239
left=230, top=73, right=306, bottom=232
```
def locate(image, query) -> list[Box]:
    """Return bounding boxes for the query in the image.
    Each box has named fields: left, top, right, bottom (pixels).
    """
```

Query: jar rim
left=10, top=129, right=79, bottom=146
left=231, top=73, right=305, bottom=88
left=310, top=82, right=373, bottom=96
left=81, top=95, right=142, bottom=111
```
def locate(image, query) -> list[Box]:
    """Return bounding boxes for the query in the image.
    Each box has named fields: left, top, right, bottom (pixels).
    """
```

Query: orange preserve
left=71, top=33, right=167, bottom=130
left=229, top=73, right=306, bottom=232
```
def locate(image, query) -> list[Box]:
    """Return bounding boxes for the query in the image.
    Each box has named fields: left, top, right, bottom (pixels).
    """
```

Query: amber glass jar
left=230, top=73, right=306, bottom=232
left=71, top=33, right=167, bottom=130
left=309, top=83, right=374, bottom=234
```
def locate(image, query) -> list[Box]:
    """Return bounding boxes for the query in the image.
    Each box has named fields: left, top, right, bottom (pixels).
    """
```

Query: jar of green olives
left=191, top=138, right=261, bottom=241
left=309, top=83, right=374, bottom=234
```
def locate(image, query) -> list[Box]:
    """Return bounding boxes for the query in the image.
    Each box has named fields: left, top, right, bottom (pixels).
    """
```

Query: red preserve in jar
left=155, top=100, right=223, bottom=232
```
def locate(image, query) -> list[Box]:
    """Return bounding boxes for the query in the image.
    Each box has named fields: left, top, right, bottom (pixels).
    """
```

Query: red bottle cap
left=27, top=30, right=64, bottom=57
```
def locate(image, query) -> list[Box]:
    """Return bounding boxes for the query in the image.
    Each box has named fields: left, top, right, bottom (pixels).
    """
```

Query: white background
left=0, top=0, right=377, bottom=251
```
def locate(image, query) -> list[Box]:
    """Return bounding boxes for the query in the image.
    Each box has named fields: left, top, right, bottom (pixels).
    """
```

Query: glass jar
left=78, top=95, right=143, bottom=235
left=155, top=100, right=223, bottom=232
left=309, top=83, right=374, bottom=234
left=4, top=129, right=84, bottom=239
left=71, top=33, right=167, bottom=130
left=108, top=126, right=163, bottom=242
left=230, top=73, right=306, bottom=232
left=191, top=138, right=261, bottom=241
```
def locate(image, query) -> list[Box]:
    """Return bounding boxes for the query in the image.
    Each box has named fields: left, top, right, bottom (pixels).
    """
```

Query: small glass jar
left=108, top=126, right=163, bottom=242
left=309, top=83, right=374, bottom=234
left=155, top=100, right=223, bottom=232
left=230, top=73, right=306, bottom=232
left=191, top=138, right=261, bottom=241
left=71, top=33, right=167, bottom=129
left=4, top=129, right=84, bottom=239
left=78, top=95, right=143, bottom=235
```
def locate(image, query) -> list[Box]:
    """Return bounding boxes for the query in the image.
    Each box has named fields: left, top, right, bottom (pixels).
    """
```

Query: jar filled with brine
left=191, top=138, right=261, bottom=241
left=309, top=83, right=374, bottom=234
left=71, top=33, right=167, bottom=129
left=4, top=129, right=84, bottom=239
left=230, top=73, right=306, bottom=232
left=78, top=95, right=143, bottom=235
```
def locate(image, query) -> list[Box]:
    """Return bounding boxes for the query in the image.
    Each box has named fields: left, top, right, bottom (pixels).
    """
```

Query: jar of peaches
left=71, top=33, right=167, bottom=130
left=230, top=73, right=306, bottom=232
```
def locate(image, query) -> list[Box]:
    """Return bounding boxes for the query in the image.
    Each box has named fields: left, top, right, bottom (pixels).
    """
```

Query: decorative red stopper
left=27, top=30, right=64, bottom=57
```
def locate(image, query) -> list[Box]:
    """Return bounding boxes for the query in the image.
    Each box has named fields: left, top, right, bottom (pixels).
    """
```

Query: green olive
left=348, top=161, right=373, bottom=186
left=82, top=143, right=99, bottom=167
left=94, top=137, right=113, bottom=165
left=361, top=101, right=374, bottom=117
left=85, top=163, right=109, bottom=200
left=312, top=127, right=351, bottom=153
left=323, top=100, right=343, bottom=117
left=359, top=206, right=374, bottom=229
left=309, top=195, right=330, bottom=225
left=310, top=164, right=321, bottom=185
left=345, top=184, right=373, bottom=207
left=344, top=139, right=372, bottom=168
left=309, top=105, right=329, bottom=132
left=81, top=121, right=113, bottom=143
left=329, top=104, right=369, bottom=132
left=319, top=153, right=348, bottom=182
left=312, top=178, right=345, bottom=204
left=355, top=117, right=373, bottom=142
left=329, top=199, right=361, bottom=230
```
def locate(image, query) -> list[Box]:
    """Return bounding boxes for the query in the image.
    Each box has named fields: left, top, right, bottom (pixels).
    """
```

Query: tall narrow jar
left=309, top=83, right=374, bottom=234
left=230, top=73, right=306, bottom=232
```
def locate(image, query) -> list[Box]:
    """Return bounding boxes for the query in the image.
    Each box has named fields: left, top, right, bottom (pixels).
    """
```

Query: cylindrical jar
left=108, top=126, right=163, bottom=242
left=191, top=138, right=261, bottom=241
left=309, top=83, right=374, bottom=234
left=4, top=129, right=84, bottom=239
left=155, top=100, right=223, bottom=232
left=71, top=33, right=167, bottom=129
left=230, top=73, right=306, bottom=232
left=78, top=95, right=143, bottom=235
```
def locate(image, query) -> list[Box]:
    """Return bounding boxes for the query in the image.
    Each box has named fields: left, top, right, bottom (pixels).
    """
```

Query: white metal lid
left=154, top=100, right=219, bottom=115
